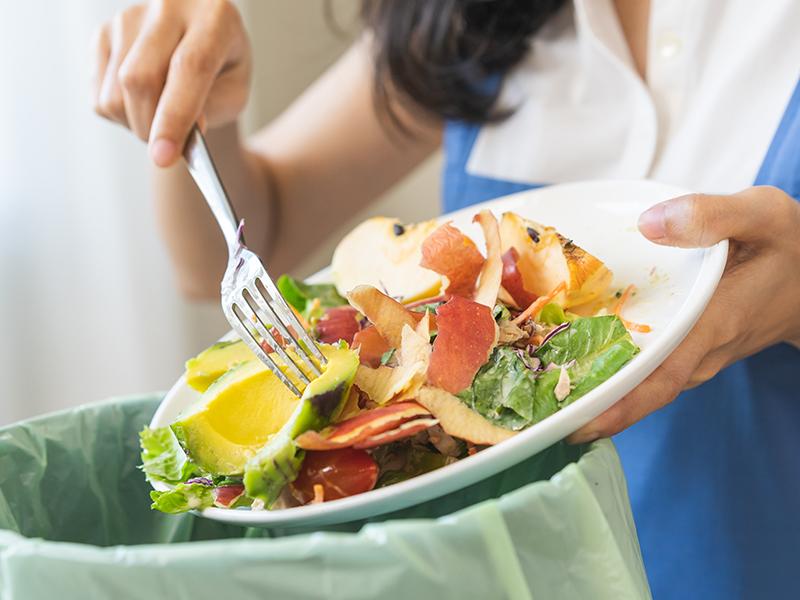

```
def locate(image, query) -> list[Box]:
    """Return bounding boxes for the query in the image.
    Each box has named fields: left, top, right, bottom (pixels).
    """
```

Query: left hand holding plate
left=569, top=186, right=800, bottom=443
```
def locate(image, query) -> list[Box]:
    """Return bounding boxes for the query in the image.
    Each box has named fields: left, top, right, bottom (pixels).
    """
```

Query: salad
left=140, top=210, right=647, bottom=513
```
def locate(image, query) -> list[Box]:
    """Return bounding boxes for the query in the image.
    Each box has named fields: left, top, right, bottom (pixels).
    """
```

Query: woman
left=92, top=1, right=800, bottom=597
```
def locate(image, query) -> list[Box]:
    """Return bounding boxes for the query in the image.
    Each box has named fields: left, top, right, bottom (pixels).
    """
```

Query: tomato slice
left=352, top=325, right=391, bottom=367
left=290, top=448, right=379, bottom=504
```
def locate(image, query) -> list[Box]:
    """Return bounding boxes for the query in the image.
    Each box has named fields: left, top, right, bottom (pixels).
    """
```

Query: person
left=92, top=1, right=800, bottom=597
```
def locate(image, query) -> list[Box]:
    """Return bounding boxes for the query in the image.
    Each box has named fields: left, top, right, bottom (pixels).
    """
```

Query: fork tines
left=224, top=268, right=327, bottom=398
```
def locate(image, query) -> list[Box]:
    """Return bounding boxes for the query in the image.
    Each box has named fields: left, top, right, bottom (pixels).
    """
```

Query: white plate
left=150, top=180, right=727, bottom=528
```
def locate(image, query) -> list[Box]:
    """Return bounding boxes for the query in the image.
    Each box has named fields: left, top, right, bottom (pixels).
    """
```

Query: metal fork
left=183, top=125, right=326, bottom=397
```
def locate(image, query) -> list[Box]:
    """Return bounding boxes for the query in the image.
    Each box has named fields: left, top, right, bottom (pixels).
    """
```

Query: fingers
left=148, top=24, right=229, bottom=166
left=91, top=0, right=250, bottom=166
left=91, top=24, right=111, bottom=108
left=97, top=5, right=147, bottom=127
left=567, top=343, right=699, bottom=444
left=118, top=9, right=184, bottom=141
left=637, top=187, right=794, bottom=248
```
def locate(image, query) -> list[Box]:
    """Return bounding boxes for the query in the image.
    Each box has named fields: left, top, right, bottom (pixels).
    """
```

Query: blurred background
left=0, top=0, right=441, bottom=425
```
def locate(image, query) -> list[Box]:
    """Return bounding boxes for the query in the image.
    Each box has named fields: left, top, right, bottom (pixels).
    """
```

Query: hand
left=570, top=186, right=800, bottom=443
left=91, top=0, right=251, bottom=166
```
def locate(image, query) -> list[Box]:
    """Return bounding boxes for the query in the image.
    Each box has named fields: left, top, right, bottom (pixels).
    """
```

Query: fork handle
left=183, top=125, right=242, bottom=253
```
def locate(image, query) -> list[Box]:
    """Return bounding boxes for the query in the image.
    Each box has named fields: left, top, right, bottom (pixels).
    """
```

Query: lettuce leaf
left=458, top=347, right=552, bottom=431
left=149, top=482, right=214, bottom=514
left=458, top=315, right=638, bottom=430
left=534, top=315, right=639, bottom=405
left=139, top=426, right=198, bottom=484
left=539, top=303, right=568, bottom=325
left=276, top=275, right=347, bottom=321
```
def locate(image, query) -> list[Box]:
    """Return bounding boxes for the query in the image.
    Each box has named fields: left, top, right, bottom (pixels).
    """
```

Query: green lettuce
left=458, top=315, right=638, bottom=430
left=534, top=315, right=639, bottom=405
left=150, top=482, right=214, bottom=514
left=276, top=274, right=347, bottom=322
left=458, top=347, right=555, bottom=431
left=539, top=303, right=569, bottom=325
left=139, top=426, right=198, bottom=484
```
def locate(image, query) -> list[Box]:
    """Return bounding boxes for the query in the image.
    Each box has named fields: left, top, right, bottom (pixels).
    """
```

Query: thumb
left=637, top=188, right=781, bottom=248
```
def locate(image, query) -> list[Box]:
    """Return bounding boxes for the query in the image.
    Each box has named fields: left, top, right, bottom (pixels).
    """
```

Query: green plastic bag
left=0, top=395, right=651, bottom=600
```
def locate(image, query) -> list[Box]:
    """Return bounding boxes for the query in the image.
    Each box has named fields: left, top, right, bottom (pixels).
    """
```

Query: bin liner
left=0, top=394, right=651, bottom=600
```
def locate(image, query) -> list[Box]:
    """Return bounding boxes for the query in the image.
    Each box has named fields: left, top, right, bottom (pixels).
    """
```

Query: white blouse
left=466, top=0, right=800, bottom=193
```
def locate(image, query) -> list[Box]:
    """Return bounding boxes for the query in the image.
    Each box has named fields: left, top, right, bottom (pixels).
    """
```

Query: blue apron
left=442, top=80, right=800, bottom=600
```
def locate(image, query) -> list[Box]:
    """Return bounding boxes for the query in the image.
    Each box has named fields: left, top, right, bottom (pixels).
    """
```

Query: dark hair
left=361, top=0, right=566, bottom=127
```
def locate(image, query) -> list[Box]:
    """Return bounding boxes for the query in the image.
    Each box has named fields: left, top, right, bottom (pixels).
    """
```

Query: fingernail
left=638, top=203, right=668, bottom=239
left=151, top=138, right=177, bottom=167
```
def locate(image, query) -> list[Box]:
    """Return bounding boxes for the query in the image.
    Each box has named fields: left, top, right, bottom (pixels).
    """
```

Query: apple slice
left=501, top=247, right=538, bottom=308
left=347, top=285, right=417, bottom=349
left=499, top=212, right=612, bottom=308
left=427, top=296, right=497, bottom=394
left=332, top=217, right=443, bottom=301
left=472, top=210, right=503, bottom=308
left=295, top=401, right=432, bottom=450
left=417, top=386, right=516, bottom=445
left=420, top=222, right=485, bottom=297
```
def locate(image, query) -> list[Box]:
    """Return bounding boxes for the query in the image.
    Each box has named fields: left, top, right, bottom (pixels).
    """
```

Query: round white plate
left=150, top=180, right=727, bottom=528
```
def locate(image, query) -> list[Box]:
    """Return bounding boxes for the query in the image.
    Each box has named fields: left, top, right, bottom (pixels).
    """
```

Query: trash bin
left=0, top=394, right=651, bottom=600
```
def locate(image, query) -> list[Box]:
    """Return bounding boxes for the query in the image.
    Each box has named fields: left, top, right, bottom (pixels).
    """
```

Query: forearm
left=152, top=43, right=441, bottom=301
left=151, top=122, right=273, bottom=300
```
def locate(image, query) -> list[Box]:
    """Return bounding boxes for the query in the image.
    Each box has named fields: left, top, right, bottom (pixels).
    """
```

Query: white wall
left=0, top=1, right=440, bottom=426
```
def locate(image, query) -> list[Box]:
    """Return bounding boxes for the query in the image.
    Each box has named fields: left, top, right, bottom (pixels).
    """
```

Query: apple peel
left=353, top=418, right=439, bottom=449
left=316, top=306, right=361, bottom=344
left=295, top=401, right=432, bottom=450
left=353, top=314, right=431, bottom=404
left=213, top=484, right=246, bottom=508
left=501, top=247, right=538, bottom=308
left=347, top=285, right=417, bottom=348
left=420, top=222, right=485, bottom=297
left=352, top=326, right=391, bottom=368
left=427, top=296, right=498, bottom=394
left=417, top=386, right=516, bottom=445
left=473, top=210, right=503, bottom=308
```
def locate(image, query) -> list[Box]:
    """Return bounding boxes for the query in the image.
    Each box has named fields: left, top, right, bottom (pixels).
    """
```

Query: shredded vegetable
left=512, top=281, right=567, bottom=325
left=614, top=284, right=652, bottom=333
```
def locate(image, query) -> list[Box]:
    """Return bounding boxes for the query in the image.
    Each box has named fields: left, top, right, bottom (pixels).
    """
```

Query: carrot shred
left=311, top=484, right=325, bottom=504
left=614, top=284, right=635, bottom=315
left=511, top=281, right=567, bottom=325
left=621, top=319, right=652, bottom=333
left=290, top=304, right=312, bottom=331
left=614, top=285, right=652, bottom=333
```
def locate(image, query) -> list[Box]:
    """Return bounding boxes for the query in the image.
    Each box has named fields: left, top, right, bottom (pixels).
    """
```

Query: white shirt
left=466, top=0, right=800, bottom=193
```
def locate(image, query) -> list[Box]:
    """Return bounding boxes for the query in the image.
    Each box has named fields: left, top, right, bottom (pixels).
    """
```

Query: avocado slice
left=172, top=355, right=307, bottom=475
left=185, top=339, right=256, bottom=393
left=243, top=344, right=359, bottom=505
left=172, top=342, right=359, bottom=506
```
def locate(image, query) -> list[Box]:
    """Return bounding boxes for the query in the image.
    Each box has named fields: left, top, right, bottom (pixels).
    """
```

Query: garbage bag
left=0, top=394, right=651, bottom=600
